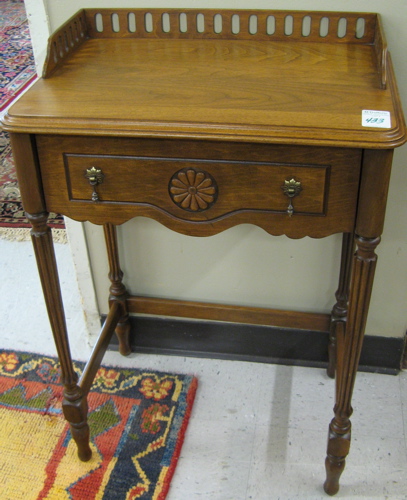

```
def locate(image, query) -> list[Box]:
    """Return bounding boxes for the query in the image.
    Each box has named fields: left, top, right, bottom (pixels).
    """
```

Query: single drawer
left=66, top=154, right=327, bottom=216
left=36, top=135, right=362, bottom=238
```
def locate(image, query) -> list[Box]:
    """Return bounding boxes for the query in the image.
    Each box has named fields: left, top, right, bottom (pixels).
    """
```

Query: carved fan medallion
left=169, top=168, right=218, bottom=212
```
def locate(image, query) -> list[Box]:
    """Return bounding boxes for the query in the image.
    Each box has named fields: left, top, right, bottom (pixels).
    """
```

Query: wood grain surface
left=35, top=135, right=361, bottom=237
left=4, top=37, right=405, bottom=147
left=2, top=10, right=407, bottom=494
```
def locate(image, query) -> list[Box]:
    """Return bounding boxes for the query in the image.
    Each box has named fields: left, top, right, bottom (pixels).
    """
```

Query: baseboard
left=106, top=315, right=403, bottom=375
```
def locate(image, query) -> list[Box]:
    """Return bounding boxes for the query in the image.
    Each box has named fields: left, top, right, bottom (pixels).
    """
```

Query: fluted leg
left=327, top=233, right=355, bottom=379
left=324, top=235, right=380, bottom=495
left=103, top=223, right=131, bottom=356
left=28, top=212, right=91, bottom=461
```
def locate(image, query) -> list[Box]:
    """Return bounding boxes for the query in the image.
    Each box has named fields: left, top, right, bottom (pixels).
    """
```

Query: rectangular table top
left=3, top=10, right=406, bottom=149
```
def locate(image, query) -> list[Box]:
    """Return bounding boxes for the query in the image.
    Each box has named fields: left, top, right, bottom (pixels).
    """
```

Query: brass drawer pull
left=282, top=178, right=302, bottom=217
left=85, top=167, right=104, bottom=201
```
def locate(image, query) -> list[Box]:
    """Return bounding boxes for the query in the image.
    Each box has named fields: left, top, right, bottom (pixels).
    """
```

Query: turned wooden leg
left=103, top=223, right=131, bottom=356
left=324, top=235, right=380, bottom=495
left=28, top=212, right=92, bottom=461
left=327, top=233, right=355, bottom=379
left=62, top=389, right=91, bottom=461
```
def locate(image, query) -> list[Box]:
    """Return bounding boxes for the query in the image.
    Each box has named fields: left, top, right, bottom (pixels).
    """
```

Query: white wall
left=24, top=0, right=50, bottom=72
left=29, top=0, right=407, bottom=340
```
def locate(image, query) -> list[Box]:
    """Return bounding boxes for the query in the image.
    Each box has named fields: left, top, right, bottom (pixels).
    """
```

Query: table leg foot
left=324, top=419, right=351, bottom=495
left=71, top=422, right=92, bottom=462
left=116, top=316, right=132, bottom=356
left=324, top=457, right=343, bottom=496
left=62, top=389, right=92, bottom=462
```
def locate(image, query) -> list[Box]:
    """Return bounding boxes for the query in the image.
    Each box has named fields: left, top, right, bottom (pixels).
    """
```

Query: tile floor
left=1, top=237, right=407, bottom=499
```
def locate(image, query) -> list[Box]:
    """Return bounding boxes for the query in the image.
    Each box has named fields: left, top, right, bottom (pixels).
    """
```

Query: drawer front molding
left=36, top=135, right=362, bottom=238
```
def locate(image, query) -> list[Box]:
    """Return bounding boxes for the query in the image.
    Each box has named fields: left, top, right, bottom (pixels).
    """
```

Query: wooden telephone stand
left=2, top=9, right=406, bottom=495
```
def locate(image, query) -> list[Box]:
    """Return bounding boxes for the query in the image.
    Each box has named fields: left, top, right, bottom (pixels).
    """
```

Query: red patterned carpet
left=0, top=0, right=36, bottom=111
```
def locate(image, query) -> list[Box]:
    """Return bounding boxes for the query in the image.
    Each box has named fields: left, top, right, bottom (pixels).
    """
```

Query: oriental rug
left=0, top=0, right=37, bottom=112
left=0, top=349, right=197, bottom=499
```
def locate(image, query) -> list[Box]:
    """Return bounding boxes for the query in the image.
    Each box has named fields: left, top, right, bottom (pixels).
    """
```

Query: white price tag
left=362, top=110, right=391, bottom=128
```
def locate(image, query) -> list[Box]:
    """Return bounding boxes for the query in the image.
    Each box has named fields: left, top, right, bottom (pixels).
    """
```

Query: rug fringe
left=0, top=227, right=67, bottom=243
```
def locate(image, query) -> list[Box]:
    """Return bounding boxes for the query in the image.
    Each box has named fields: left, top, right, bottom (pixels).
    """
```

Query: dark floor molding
left=106, top=315, right=403, bottom=375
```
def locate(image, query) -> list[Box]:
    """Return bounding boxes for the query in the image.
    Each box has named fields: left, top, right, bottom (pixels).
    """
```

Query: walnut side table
left=2, top=9, right=406, bottom=495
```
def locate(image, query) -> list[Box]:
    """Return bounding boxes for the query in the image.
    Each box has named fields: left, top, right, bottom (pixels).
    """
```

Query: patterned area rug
left=0, top=0, right=37, bottom=111
left=0, top=350, right=197, bottom=499
left=0, top=0, right=65, bottom=239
